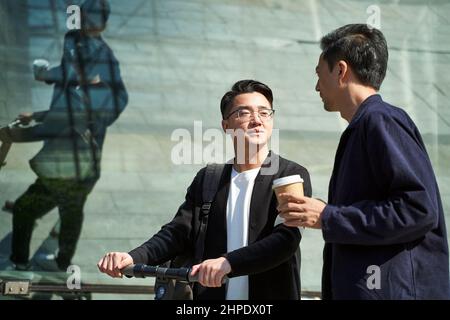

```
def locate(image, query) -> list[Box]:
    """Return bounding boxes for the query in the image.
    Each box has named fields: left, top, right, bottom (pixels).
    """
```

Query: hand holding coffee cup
left=272, top=175, right=304, bottom=226
left=33, top=59, right=50, bottom=81
left=275, top=177, right=326, bottom=229
left=272, top=175, right=304, bottom=205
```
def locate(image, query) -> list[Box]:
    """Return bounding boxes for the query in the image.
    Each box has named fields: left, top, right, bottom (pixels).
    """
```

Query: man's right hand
left=97, top=252, right=134, bottom=278
left=16, top=113, right=33, bottom=125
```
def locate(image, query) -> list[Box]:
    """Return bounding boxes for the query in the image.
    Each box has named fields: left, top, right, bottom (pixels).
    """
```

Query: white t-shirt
left=225, top=166, right=260, bottom=300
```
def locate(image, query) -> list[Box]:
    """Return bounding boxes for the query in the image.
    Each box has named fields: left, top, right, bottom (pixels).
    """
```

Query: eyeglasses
left=225, top=108, right=275, bottom=122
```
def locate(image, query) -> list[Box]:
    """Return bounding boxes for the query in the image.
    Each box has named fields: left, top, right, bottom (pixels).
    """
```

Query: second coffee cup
left=272, top=175, right=304, bottom=205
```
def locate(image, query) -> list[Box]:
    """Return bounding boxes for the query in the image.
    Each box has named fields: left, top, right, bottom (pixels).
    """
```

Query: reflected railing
left=0, top=275, right=321, bottom=300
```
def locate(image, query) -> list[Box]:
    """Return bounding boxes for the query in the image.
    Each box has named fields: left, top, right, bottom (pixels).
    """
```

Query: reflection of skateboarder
left=5, top=0, right=128, bottom=272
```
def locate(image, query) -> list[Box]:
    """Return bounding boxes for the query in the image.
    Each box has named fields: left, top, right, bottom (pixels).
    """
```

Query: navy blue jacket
left=321, top=94, right=450, bottom=299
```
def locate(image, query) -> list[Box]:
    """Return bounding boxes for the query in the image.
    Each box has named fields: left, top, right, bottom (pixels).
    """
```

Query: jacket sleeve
left=32, top=111, right=49, bottom=123
left=225, top=164, right=311, bottom=277
left=42, top=32, right=79, bottom=85
left=224, top=225, right=301, bottom=277
left=8, top=110, right=69, bottom=142
left=128, top=169, right=203, bottom=265
left=322, top=112, right=439, bottom=245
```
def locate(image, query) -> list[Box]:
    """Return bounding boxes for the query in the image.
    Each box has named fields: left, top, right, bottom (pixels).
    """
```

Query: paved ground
left=1, top=0, right=450, bottom=299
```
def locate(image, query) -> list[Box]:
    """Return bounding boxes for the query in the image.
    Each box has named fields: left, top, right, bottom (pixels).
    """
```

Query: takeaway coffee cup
left=33, top=59, right=50, bottom=80
left=272, top=175, right=304, bottom=205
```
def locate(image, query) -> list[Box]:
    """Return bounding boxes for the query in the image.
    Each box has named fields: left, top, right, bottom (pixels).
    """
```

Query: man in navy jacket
left=278, top=24, right=450, bottom=299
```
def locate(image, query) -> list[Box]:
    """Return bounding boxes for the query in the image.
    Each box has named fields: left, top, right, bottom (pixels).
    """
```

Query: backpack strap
left=194, top=163, right=225, bottom=263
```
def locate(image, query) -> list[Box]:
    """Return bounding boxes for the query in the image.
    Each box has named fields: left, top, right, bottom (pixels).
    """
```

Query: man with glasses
left=98, top=80, right=312, bottom=300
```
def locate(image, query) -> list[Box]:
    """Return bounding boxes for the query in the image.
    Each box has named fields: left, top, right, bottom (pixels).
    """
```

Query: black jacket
left=129, top=152, right=312, bottom=300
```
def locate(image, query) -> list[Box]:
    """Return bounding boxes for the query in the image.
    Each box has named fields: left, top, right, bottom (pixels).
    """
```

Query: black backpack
left=154, top=163, right=225, bottom=300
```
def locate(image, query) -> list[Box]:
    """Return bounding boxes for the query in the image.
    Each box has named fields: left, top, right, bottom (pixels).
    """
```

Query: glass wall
left=1, top=0, right=449, bottom=299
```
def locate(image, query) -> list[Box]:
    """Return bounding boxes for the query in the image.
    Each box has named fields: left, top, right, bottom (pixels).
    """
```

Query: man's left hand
left=277, top=194, right=326, bottom=229
left=190, top=257, right=231, bottom=288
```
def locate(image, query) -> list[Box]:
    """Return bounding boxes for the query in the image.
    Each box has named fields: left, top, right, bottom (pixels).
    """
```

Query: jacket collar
left=347, top=94, right=382, bottom=130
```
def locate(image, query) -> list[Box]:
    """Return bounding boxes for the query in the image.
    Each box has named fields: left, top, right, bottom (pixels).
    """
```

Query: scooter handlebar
left=122, top=264, right=227, bottom=284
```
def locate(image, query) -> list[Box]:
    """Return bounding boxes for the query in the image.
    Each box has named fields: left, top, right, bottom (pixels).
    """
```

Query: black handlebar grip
left=120, top=264, right=228, bottom=284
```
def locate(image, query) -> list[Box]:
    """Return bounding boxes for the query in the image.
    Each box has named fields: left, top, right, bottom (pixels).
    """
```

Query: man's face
left=222, top=92, right=273, bottom=148
left=315, top=54, right=340, bottom=112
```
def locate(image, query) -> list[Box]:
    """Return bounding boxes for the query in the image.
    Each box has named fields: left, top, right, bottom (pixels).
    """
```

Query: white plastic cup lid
left=272, top=175, right=303, bottom=189
left=33, top=59, right=49, bottom=68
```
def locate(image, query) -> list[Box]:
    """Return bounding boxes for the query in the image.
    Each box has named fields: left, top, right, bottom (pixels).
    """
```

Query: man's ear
left=337, top=60, right=349, bottom=85
left=221, top=119, right=228, bottom=133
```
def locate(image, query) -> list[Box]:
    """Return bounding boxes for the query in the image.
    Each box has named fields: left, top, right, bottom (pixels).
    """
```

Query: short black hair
left=220, top=80, right=273, bottom=119
left=320, top=24, right=388, bottom=90
left=81, top=0, right=111, bottom=31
